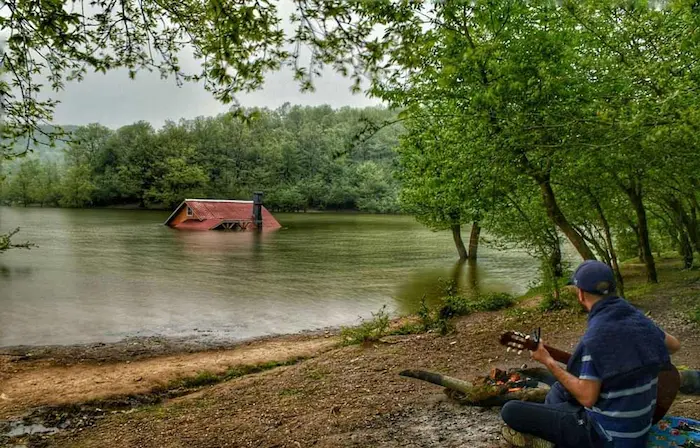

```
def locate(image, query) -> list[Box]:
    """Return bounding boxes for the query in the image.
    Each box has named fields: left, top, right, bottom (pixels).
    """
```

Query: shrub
left=416, top=297, right=435, bottom=329
left=340, top=305, right=391, bottom=345
left=438, top=294, right=472, bottom=318
left=539, top=289, right=578, bottom=312
left=473, top=292, right=515, bottom=311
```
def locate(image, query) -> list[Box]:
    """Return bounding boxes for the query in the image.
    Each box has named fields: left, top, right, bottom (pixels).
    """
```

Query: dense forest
left=0, top=106, right=402, bottom=213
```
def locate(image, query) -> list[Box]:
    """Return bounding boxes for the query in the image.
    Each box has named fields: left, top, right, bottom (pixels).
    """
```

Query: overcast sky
left=48, top=1, right=382, bottom=129
left=51, top=64, right=382, bottom=129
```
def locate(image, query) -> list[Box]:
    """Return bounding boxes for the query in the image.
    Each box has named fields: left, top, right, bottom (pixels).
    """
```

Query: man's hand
left=530, top=339, right=602, bottom=408
left=530, top=339, right=554, bottom=366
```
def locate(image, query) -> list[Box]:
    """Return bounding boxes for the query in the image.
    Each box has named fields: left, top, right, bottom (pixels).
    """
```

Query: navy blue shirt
left=577, top=344, right=658, bottom=447
left=565, top=297, right=669, bottom=448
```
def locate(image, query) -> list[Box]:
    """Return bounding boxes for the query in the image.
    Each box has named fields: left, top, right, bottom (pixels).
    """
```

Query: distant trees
left=0, top=105, right=401, bottom=213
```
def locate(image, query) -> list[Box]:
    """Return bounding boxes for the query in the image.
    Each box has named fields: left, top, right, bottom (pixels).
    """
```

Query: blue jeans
left=501, top=383, right=612, bottom=448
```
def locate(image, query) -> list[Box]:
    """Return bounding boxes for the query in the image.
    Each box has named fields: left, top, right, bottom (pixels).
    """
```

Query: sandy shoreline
left=0, top=327, right=339, bottom=366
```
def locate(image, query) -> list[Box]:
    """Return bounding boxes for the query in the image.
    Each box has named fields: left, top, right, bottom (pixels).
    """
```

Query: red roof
left=174, top=220, right=217, bottom=230
left=165, top=199, right=281, bottom=231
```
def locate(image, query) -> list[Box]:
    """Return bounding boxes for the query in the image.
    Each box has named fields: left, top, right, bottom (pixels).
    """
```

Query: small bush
left=417, top=297, right=438, bottom=330
left=340, top=305, right=391, bottom=345
left=539, top=289, right=578, bottom=312
left=435, top=294, right=473, bottom=335
left=473, top=292, right=515, bottom=311
left=540, top=294, right=566, bottom=312
left=439, top=294, right=473, bottom=318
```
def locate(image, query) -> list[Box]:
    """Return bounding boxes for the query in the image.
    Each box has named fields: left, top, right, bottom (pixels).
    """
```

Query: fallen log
left=399, top=369, right=549, bottom=407
left=401, top=368, right=700, bottom=409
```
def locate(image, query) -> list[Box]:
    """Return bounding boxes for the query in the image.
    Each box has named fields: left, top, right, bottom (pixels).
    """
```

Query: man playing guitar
left=501, top=260, right=681, bottom=448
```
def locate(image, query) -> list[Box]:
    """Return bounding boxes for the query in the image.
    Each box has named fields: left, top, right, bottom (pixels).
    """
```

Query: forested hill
left=0, top=105, right=403, bottom=212
left=3, top=125, right=78, bottom=162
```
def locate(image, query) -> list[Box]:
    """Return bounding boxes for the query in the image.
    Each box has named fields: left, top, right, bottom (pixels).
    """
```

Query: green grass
left=167, top=357, right=306, bottom=391
left=178, top=371, right=220, bottom=388
left=279, top=388, right=304, bottom=397
left=473, top=292, right=516, bottom=311
left=340, top=305, right=391, bottom=345
left=388, top=322, right=424, bottom=335
left=691, top=306, right=700, bottom=324
left=305, top=366, right=331, bottom=380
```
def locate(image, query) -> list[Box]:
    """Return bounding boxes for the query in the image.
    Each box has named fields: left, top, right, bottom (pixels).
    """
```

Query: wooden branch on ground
left=399, top=369, right=549, bottom=407
left=401, top=368, right=700, bottom=406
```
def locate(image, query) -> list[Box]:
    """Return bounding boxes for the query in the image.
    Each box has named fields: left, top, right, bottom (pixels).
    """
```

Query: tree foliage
left=0, top=105, right=401, bottom=212
left=287, top=0, right=700, bottom=285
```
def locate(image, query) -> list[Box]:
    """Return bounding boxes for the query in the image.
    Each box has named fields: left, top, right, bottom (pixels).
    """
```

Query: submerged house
left=164, top=193, right=281, bottom=231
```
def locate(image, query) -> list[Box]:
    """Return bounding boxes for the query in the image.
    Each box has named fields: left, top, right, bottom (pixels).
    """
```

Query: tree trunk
left=550, top=238, right=563, bottom=279
left=668, top=196, right=695, bottom=269
left=689, top=198, right=700, bottom=254
left=690, top=204, right=700, bottom=254
left=451, top=224, right=468, bottom=261
left=683, top=204, right=700, bottom=256
left=538, top=179, right=596, bottom=260
left=627, top=221, right=644, bottom=263
left=680, top=229, right=694, bottom=269
left=625, top=182, right=658, bottom=283
left=467, top=221, right=481, bottom=261
left=590, top=191, right=624, bottom=297
left=547, top=236, right=564, bottom=301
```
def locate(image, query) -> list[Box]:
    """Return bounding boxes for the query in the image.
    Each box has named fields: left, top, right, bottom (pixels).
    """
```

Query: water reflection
left=0, top=264, right=34, bottom=279
left=393, top=260, right=485, bottom=313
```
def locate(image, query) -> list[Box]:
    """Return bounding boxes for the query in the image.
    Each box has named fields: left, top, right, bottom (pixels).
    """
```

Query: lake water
left=0, top=207, right=541, bottom=347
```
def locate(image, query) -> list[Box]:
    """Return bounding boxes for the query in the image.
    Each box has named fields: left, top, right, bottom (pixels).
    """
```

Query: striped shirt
left=578, top=345, right=657, bottom=447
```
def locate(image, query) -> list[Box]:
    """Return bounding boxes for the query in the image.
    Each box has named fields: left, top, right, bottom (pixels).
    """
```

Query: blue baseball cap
left=567, top=260, right=616, bottom=296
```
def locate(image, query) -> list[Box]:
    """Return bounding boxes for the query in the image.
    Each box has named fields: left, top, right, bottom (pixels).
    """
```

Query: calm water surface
left=0, top=207, right=541, bottom=347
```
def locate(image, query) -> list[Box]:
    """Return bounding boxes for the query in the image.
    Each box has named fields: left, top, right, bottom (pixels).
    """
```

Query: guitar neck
left=544, top=344, right=572, bottom=365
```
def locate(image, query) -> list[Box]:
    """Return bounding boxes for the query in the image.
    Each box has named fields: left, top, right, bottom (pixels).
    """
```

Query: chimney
left=252, top=192, right=263, bottom=228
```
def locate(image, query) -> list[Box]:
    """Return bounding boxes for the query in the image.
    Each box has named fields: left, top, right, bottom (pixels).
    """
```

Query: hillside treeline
left=0, top=105, right=401, bottom=213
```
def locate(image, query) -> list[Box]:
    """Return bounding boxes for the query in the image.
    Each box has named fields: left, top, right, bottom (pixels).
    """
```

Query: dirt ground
left=1, top=262, right=699, bottom=448
left=0, top=335, right=337, bottom=420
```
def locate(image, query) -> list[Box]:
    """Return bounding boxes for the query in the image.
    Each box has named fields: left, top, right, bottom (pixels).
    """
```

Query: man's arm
left=531, top=340, right=601, bottom=408
left=664, top=332, right=680, bottom=354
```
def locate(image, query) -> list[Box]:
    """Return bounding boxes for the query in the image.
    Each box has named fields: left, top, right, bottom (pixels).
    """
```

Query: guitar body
left=499, top=331, right=680, bottom=424
left=655, top=364, right=681, bottom=424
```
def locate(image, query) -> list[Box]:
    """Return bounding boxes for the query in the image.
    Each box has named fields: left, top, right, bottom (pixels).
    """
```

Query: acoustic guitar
left=499, top=330, right=681, bottom=424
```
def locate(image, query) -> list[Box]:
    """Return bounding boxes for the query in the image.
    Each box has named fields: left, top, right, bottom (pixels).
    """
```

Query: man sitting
left=501, top=260, right=681, bottom=448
